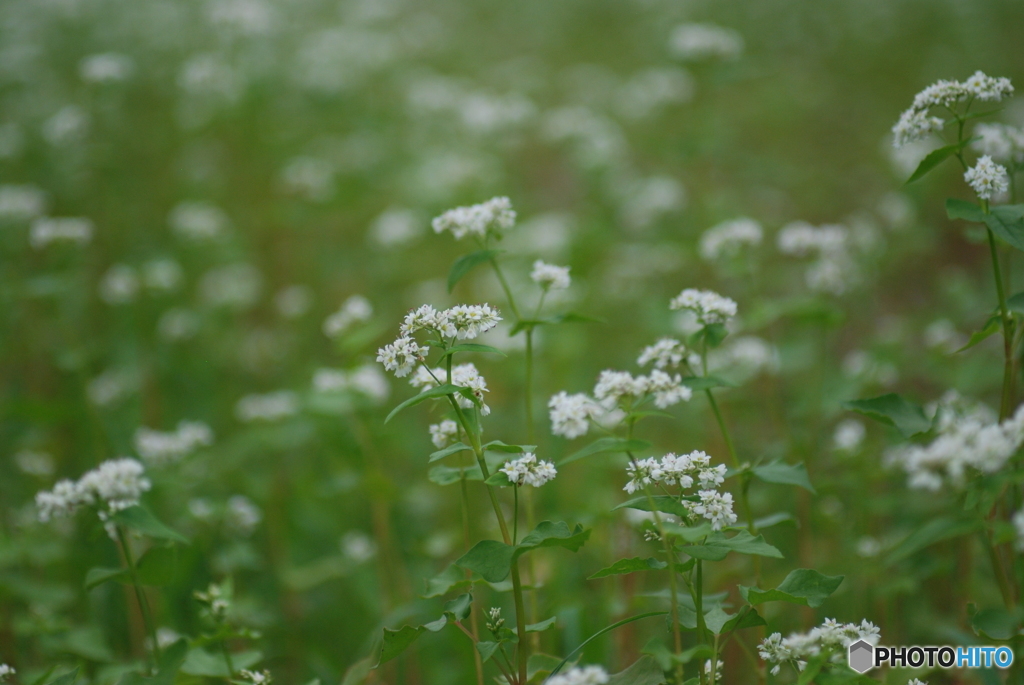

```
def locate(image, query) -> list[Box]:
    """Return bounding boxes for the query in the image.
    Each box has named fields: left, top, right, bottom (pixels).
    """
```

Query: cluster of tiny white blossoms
left=311, top=365, right=390, bottom=405
left=963, top=155, right=1009, bottom=200
left=624, top=451, right=735, bottom=530
left=892, top=71, right=1013, bottom=148
left=322, top=295, right=373, bottom=338
left=133, top=420, right=214, bottom=466
left=548, top=391, right=604, bottom=439
left=699, top=218, right=763, bottom=261
left=239, top=670, right=272, bottom=685
left=885, top=391, right=1024, bottom=491
left=429, top=419, right=460, bottom=448
left=1013, top=509, right=1024, bottom=551
left=235, top=391, right=301, bottom=422
left=669, top=288, right=737, bottom=325
left=594, top=369, right=693, bottom=410
left=410, top=362, right=491, bottom=415
left=758, top=619, right=880, bottom=675
left=0, top=664, right=14, bottom=682
left=431, top=196, right=516, bottom=240
left=377, top=303, right=501, bottom=378
left=973, top=123, right=1024, bottom=164
left=637, top=338, right=695, bottom=370
left=546, top=665, right=609, bottom=685
left=36, top=458, right=151, bottom=523
left=776, top=221, right=858, bottom=295
left=500, top=453, right=557, bottom=487
left=530, top=259, right=571, bottom=290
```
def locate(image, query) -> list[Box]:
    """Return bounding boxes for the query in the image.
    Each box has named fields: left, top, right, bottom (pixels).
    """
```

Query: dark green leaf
left=841, top=393, right=931, bottom=438
left=47, top=669, right=80, bottom=685
left=606, top=656, right=667, bottom=685
left=613, top=496, right=693, bottom=518
left=753, top=512, right=796, bottom=529
left=180, top=649, right=261, bottom=677
left=136, top=545, right=179, bottom=586
left=482, top=440, right=535, bottom=453
left=443, top=593, right=472, bottom=621
left=985, top=205, right=1024, bottom=252
left=956, top=315, right=1001, bottom=352
left=905, top=140, right=971, bottom=184
left=526, top=616, right=557, bottom=632
left=427, top=465, right=482, bottom=486
left=561, top=438, right=651, bottom=465
left=110, top=506, right=188, bottom=544
left=751, top=462, right=816, bottom=493
left=683, top=531, right=783, bottom=561
left=455, top=521, right=591, bottom=582
left=1007, top=290, right=1024, bottom=316
left=85, top=566, right=129, bottom=590
left=438, top=343, right=507, bottom=359
left=448, top=249, right=502, bottom=292
left=588, top=557, right=668, bottom=579
left=662, top=522, right=712, bottom=543
left=484, top=471, right=514, bottom=487
left=476, top=641, right=500, bottom=663
left=739, top=569, right=844, bottom=608
left=946, top=197, right=985, bottom=222
left=971, top=607, right=1020, bottom=641
left=422, top=565, right=470, bottom=598
left=386, top=384, right=466, bottom=424
left=428, top=442, right=472, bottom=463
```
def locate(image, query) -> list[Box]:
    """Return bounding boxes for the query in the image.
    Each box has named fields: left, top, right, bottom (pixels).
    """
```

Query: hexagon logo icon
left=848, top=639, right=874, bottom=674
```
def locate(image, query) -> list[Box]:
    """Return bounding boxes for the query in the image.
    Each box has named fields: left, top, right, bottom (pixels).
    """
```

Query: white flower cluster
left=323, top=295, right=373, bottom=338
left=637, top=338, right=693, bottom=370
left=378, top=303, right=501, bottom=378
left=30, top=217, right=93, bottom=249
left=594, top=369, right=693, bottom=409
left=892, top=71, right=1013, bottom=148
left=36, top=458, right=151, bottom=522
left=134, top=420, right=214, bottom=466
left=312, top=365, right=390, bottom=404
left=759, top=618, right=880, bottom=675
left=776, top=222, right=858, bottom=295
left=225, top=495, right=262, bottom=537
left=410, top=363, right=491, bottom=415
left=1013, top=509, right=1024, bottom=551
left=431, top=196, right=516, bottom=240
left=500, top=453, right=557, bottom=487
left=530, top=259, right=571, bottom=290
left=235, top=391, right=301, bottom=422
left=972, top=123, right=1024, bottom=164
left=548, top=391, right=604, bottom=439
left=669, top=23, right=743, bottom=61
left=0, top=664, right=14, bottom=682
left=624, top=451, right=735, bottom=530
left=429, top=419, right=460, bottom=448
left=169, top=200, right=229, bottom=241
left=669, top=288, right=737, bottom=325
left=239, top=669, right=272, bottom=685
left=885, top=393, right=1024, bottom=491
left=963, top=155, right=1009, bottom=200
left=547, top=665, right=609, bottom=685
left=699, top=218, right=763, bottom=261
left=833, top=419, right=866, bottom=453
left=0, top=184, right=46, bottom=220
left=708, top=336, right=780, bottom=377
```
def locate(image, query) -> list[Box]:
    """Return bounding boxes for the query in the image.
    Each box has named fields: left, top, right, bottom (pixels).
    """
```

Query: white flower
left=624, top=458, right=663, bottom=495
left=14, top=450, right=55, bottom=477
left=593, top=370, right=647, bottom=407
left=530, top=260, right=571, bottom=290
left=134, top=421, right=214, bottom=465
left=833, top=419, right=866, bottom=452
left=99, top=264, right=141, bottom=305
left=962, top=71, right=1014, bottom=101
left=341, top=531, right=377, bottom=563
left=0, top=184, right=46, bottom=220
left=500, top=453, right=557, bottom=487
left=142, top=259, right=184, bottom=292
left=697, top=464, right=727, bottom=488
left=549, top=391, right=602, bottom=439
left=430, top=419, right=460, bottom=448
left=759, top=618, right=881, bottom=674
left=546, top=665, right=609, bottom=685
left=446, top=304, right=502, bottom=340
left=80, top=53, right=134, bottom=83
left=669, top=288, right=737, bottom=325
left=239, top=669, right=272, bottom=685
left=659, top=452, right=695, bottom=488
left=376, top=336, right=428, bottom=378
left=964, top=155, right=1009, bottom=200
left=36, top=479, right=93, bottom=521
left=38, top=458, right=153, bottom=523
left=235, top=391, right=300, bottom=422
left=704, top=660, right=722, bottom=682
left=689, top=489, right=737, bottom=530
left=637, top=338, right=688, bottom=370
left=225, top=496, right=262, bottom=536
left=700, top=218, right=763, bottom=261
left=431, top=196, right=516, bottom=240
left=1013, top=509, right=1024, bottom=551
left=906, top=680, right=928, bottom=685
left=645, top=369, right=693, bottom=409
left=200, top=264, right=262, bottom=309
left=30, top=217, right=93, bottom=249
left=893, top=72, right=1012, bottom=149
left=0, top=664, right=15, bottom=682
left=972, top=123, right=1024, bottom=163
left=323, top=295, right=373, bottom=338
left=669, top=23, right=743, bottom=61
left=891, top=108, right=945, bottom=148
left=408, top=363, right=491, bottom=414
left=169, top=201, right=229, bottom=241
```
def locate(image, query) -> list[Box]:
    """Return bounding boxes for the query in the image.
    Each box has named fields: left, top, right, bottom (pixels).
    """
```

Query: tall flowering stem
left=115, top=525, right=161, bottom=665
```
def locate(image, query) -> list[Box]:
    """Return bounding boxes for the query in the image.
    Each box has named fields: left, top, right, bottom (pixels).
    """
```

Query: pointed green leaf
left=484, top=471, right=514, bottom=487
left=985, top=205, right=1024, bottom=252
left=886, top=516, right=981, bottom=564
left=613, top=496, right=694, bottom=518
left=753, top=512, right=796, bottom=530
left=438, top=343, right=507, bottom=360
left=85, top=566, right=129, bottom=590
left=841, top=393, right=931, bottom=438
left=443, top=593, right=472, bottom=621
left=476, top=641, right=500, bottom=663
left=751, top=461, right=816, bottom=493
left=386, top=384, right=466, bottom=423
left=561, top=438, right=651, bottom=465
left=110, top=506, right=188, bottom=543
left=956, top=314, right=1001, bottom=352
left=427, top=464, right=482, bottom=486
left=905, top=140, right=971, bottom=184
left=47, top=668, right=80, bottom=685
left=679, top=376, right=735, bottom=391
left=947, top=198, right=985, bottom=222
left=423, top=564, right=470, bottom=598
left=526, top=616, right=557, bottom=632
left=683, top=531, right=782, bottom=560
left=448, top=249, right=502, bottom=292
left=739, top=569, right=844, bottom=608
left=662, top=522, right=712, bottom=543
left=428, top=442, right=472, bottom=463
left=588, top=557, right=668, bottom=580
left=1007, top=290, right=1024, bottom=316
left=455, top=521, right=591, bottom=582
left=482, top=440, right=536, bottom=453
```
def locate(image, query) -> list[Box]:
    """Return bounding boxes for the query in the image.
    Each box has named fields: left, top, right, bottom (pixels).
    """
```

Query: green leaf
left=984, top=205, right=1024, bottom=252
left=679, top=376, right=735, bottom=391
left=946, top=197, right=986, bottom=222
left=509, top=312, right=604, bottom=335
left=548, top=613, right=668, bottom=680
left=136, top=545, right=179, bottom=586
left=613, top=496, right=693, bottom=518
left=110, top=506, right=188, bottom=543
left=117, top=639, right=189, bottom=685
left=422, top=564, right=471, bottom=598
left=181, top=649, right=262, bottom=677
left=375, top=594, right=474, bottom=666
left=683, top=531, right=783, bottom=561
left=526, top=616, right=557, bottom=632
left=438, top=343, right=507, bottom=360
left=561, top=438, right=651, bottom=465
left=386, top=384, right=466, bottom=424
left=606, top=656, right=667, bottom=685
left=971, top=607, right=1020, bottom=641
left=448, top=249, right=502, bottom=292
left=340, top=656, right=376, bottom=685
left=751, top=462, right=816, bottom=493
left=753, top=512, right=796, bottom=529
left=443, top=593, right=472, bottom=621
left=588, top=557, right=668, bottom=579
left=47, top=669, right=80, bottom=685
left=905, top=140, right=971, bottom=184
left=1007, top=290, right=1024, bottom=316
left=85, top=566, right=129, bottom=590
left=476, top=641, right=500, bottom=663
left=841, top=393, right=931, bottom=438
left=886, top=516, right=981, bottom=564
left=739, top=569, right=844, bottom=608
left=482, top=440, right=536, bottom=453
left=427, top=465, right=482, bottom=486
left=719, top=607, right=767, bottom=633
left=662, top=522, right=712, bottom=543
left=484, top=471, right=514, bottom=487
left=455, top=521, right=591, bottom=582
left=956, top=314, right=1001, bottom=352
left=428, top=442, right=472, bottom=463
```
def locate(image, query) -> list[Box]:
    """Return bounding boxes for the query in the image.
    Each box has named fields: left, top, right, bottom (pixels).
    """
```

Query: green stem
left=461, top=470, right=485, bottom=685
left=116, top=526, right=161, bottom=665
left=525, top=328, right=536, bottom=445
left=513, top=486, right=519, bottom=545
left=490, top=258, right=522, bottom=321
left=220, top=641, right=235, bottom=679
left=981, top=529, right=1016, bottom=611
left=983, top=199, right=1015, bottom=420
left=696, top=560, right=707, bottom=685
left=709, top=632, right=720, bottom=685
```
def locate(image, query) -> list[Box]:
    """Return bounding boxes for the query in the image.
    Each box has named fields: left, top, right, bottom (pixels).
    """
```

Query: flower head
left=964, top=155, right=1009, bottom=200
left=548, top=391, right=603, bottom=439
left=432, top=197, right=516, bottom=240
left=240, top=670, right=272, bottom=685
left=500, top=453, right=557, bottom=487
left=376, top=336, right=428, bottom=378
left=37, top=458, right=152, bottom=523
left=688, top=489, right=737, bottom=530
left=700, top=218, right=763, bottom=261
left=530, top=260, right=571, bottom=290
left=429, top=419, right=459, bottom=449
left=546, top=665, right=609, bottom=685
left=0, top=664, right=15, bottom=682
left=323, top=295, right=373, bottom=338
left=670, top=288, right=737, bottom=325
left=637, top=338, right=688, bottom=370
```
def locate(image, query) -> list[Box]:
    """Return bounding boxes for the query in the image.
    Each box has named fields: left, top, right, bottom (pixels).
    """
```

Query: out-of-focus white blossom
left=614, top=67, right=693, bottom=120
left=142, top=259, right=184, bottom=292
left=833, top=419, right=866, bottom=452
left=972, top=123, right=1024, bottom=164
left=891, top=109, right=945, bottom=149
left=530, top=260, right=571, bottom=290
left=239, top=669, right=272, bottom=685
left=619, top=175, right=686, bottom=231
left=370, top=207, right=422, bottom=247
left=225, top=495, right=262, bottom=536
left=134, top=421, right=214, bottom=466
left=432, top=197, right=515, bottom=240
left=169, top=201, right=229, bottom=241
left=759, top=619, right=880, bottom=675
left=637, top=338, right=688, bottom=370
left=669, top=288, right=737, bottom=325
left=30, top=217, right=93, bottom=249
left=36, top=458, right=151, bottom=522
left=87, top=369, right=136, bottom=406
left=235, top=391, right=300, bottom=422
left=158, top=308, right=200, bottom=342
left=323, top=295, right=373, bottom=338
left=923, top=318, right=966, bottom=352
left=99, top=264, right=141, bottom=304
left=208, top=0, right=276, bottom=35
left=546, top=665, right=609, bottom=685
left=281, top=156, right=334, bottom=201
left=80, top=53, right=135, bottom=83
left=274, top=285, right=312, bottom=319
left=669, top=23, right=743, bottom=61
left=964, top=155, right=1009, bottom=200
left=429, top=419, right=460, bottom=449
left=43, top=105, right=89, bottom=146
left=700, top=218, right=763, bottom=261
left=14, top=450, right=55, bottom=477
left=0, top=664, right=15, bottom=682
left=500, top=453, right=557, bottom=487
left=341, top=531, right=377, bottom=563
left=892, top=72, right=1013, bottom=148
left=200, top=264, right=262, bottom=309
left=708, top=336, right=779, bottom=377
left=1013, top=509, right=1024, bottom=551
left=0, top=184, right=46, bottom=221
left=312, top=365, right=390, bottom=405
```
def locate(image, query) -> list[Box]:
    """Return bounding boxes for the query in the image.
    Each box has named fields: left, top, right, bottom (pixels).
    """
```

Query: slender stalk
left=489, top=258, right=522, bottom=321
left=115, top=526, right=161, bottom=665
left=525, top=328, right=536, bottom=444
left=696, top=560, right=707, bottom=685
left=709, top=632, right=720, bottom=685
left=220, top=642, right=235, bottom=679
left=513, top=486, right=519, bottom=544
left=461, top=471, right=485, bottom=685
left=983, top=199, right=1015, bottom=420
left=981, top=529, right=1016, bottom=611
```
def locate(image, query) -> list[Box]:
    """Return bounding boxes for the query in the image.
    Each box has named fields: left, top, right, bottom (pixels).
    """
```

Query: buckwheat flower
left=500, top=453, right=557, bottom=487
left=275, top=285, right=312, bottom=319
left=408, top=363, right=491, bottom=414
left=240, top=669, right=272, bottom=685
left=669, top=23, right=743, bottom=61
left=134, top=421, right=214, bottom=466
left=36, top=479, right=92, bottom=521
left=891, top=108, right=945, bottom=148
left=593, top=370, right=646, bottom=408
left=14, top=450, right=55, bottom=477
left=323, top=295, right=373, bottom=338
left=280, top=156, right=334, bottom=202
left=99, top=264, right=141, bottom=304
left=0, top=664, right=14, bottom=682
left=445, top=304, right=501, bottom=339
left=759, top=618, right=880, bottom=675
left=964, top=155, right=1009, bottom=200
left=700, top=218, right=763, bottom=261
left=645, top=370, right=693, bottom=408
left=430, top=419, right=459, bottom=448
left=689, top=489, right=737, bottom=530
left=225, top=495, right=262, bottom=536
left=80, top=53, right=134, bottom=83
left=549, top=391, right=602, bottom=439
left=546, top=665, right=609, bottom=685
left=637, top=338, right=688, bottom=370
left=200, top=264, right=262, bottom=309
left=669, top=288, right=737, bottom=325
left=0, top=184, right=46, bottom=221
left=1013, top=509, right=1024, bottom=551
left=77, top=458, right=152, bottom=514
left=401, top=304, right=442, bottom=336
left=235, top=391, right=300, bottom=422
left=833, top=419, right=866, bottom=452
left=341, top=531, right=377, bottom=563
left=704, top=660, right=722, bottom=682
left=906, top=680, right=927, bottom=685
left=911, top=79, right=969, bottom=111
left=376, top=336, right=427, bottom=378
left=30, top=217, right=93, bottom=249
left=158, top=308, right=200, bottom=342
left=169, top=201, right=229, bottom=241
left=659, top=453, right=694, bottom=488
left=530, top=260, right=571, bottom=290
left=142, top=259, right=183, bottom=292
left=697, top=464, right=727, bottom=488
left=431, top=196, right=516, bottom=240
left=963, top=71, right=1014, bottom=101
left=624, top=458, right=663, bottom=494
left=972, top=123, right=1024, bottom=163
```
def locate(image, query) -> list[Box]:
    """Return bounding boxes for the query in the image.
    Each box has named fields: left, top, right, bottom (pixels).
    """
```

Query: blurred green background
left=2, top=0, right=1024, bottom=682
